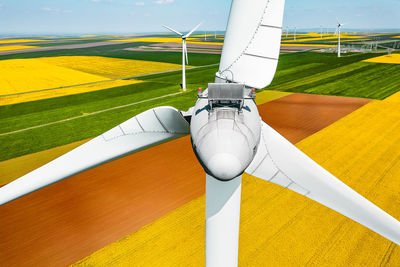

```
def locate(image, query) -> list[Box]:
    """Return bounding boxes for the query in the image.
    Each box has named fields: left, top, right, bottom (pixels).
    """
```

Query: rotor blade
left=163, top=25, right=183, bottom=36
left=215, top=0, right=285, bottom=89
left=206, top=174, right=241, bottom=267
left=246, top=121, right=400, bottom=245
left=184, top=22, right=202, bottom=38
left=0, top=107, right=190, bottom=206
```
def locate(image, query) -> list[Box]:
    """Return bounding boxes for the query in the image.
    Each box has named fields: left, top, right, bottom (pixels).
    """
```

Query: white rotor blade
left=163, top=25, right=183, bottom=36
left=184, top=22, right=202, bottom=38
left=0, top=107, right=190, bottom=206
left=206, top=174, right=242, bottom=267
left=216, top=0, right=286, bottom=89
left=246, top=121, right=400, bottom=245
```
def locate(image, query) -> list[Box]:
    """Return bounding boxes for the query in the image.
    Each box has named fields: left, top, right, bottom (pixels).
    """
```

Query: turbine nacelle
left=190, top=84, right=261, bottom=181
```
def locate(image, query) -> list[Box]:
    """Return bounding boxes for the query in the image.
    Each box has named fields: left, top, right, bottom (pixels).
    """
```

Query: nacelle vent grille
left=208, top=83, right=245, bottom=100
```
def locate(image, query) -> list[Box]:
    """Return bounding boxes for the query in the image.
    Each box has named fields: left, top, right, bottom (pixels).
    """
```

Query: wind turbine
left=336, top=18, right=345, bottom=57
left=1, top=1, right=400, bottom=267
left=163, top=22, right=202, bottom=91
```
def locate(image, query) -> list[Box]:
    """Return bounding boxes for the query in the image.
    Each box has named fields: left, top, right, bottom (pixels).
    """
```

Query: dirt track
left=0, top=93, right=371, bottom=267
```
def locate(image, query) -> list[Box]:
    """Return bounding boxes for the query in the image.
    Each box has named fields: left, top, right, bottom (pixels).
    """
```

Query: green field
left=269, top=52, right=400, bottom=99
left=1, top=38, right=400, bottom=162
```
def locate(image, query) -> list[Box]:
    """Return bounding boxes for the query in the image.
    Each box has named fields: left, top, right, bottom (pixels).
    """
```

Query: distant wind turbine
left=163, top=23, right=202, bottom=91
left=336, top=18, right=346, bottom=57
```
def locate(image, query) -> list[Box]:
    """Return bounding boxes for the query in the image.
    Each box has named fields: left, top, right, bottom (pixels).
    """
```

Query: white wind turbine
left=163, top=23, right=202, bottom=91
left=335, top=18, right=346, bottom=57
left=1, top=1, right=400, bottom=267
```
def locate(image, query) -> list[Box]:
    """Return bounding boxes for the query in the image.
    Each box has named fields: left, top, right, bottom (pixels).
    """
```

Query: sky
left=0, top=0, right=399, bottom=34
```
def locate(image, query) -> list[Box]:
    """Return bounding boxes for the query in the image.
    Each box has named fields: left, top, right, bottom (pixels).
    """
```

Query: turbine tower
left=1, top=1, right=400, bottom=267
left=163, top=23, right=202, bottom=91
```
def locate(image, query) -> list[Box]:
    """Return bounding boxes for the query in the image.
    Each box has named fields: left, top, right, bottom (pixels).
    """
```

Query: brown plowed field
left=259, top=93, right=371, bottom=143
left=0, top=93, right=371, bottom=267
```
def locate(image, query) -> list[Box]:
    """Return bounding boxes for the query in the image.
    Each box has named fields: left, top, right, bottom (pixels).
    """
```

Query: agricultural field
left=1, top=32, right=400, bottom=266
left=0, top=45, right=38, bottom=51
left=38, top=56, right=183, bottom=79
left=0, top=39, right=47, bottom=44
left=1, top=34, right=400, bottom=162
left=0, top=58, right=110, bottom=95
left=364, top=53, right=400, bottom=64
left=73, top=91, right=400, bottom=266
left=110, top=37, right=224, bottom=46
left=0, top=80, right=141, bottom=106
left=269, top=52, right=400, bottom=99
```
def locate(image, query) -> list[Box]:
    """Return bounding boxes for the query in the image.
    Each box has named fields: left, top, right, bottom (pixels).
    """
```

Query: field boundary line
left=0, top=92, right=182, bottom=137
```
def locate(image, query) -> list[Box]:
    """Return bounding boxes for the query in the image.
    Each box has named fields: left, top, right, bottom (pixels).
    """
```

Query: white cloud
left=136, top=2, right=145, bottom=6
left=154, top=0, right=174, bottom=5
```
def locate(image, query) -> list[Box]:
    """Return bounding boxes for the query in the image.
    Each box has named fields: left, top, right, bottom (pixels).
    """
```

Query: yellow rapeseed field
left=363, top=54, right=400, bottom=64
left=0, top=80, right=141, bottom=106
left=0, top=45, right=37, bottom=51
left=282, top=35, right=364, bottom=43
left=0, top=39, right=47, bottom=44
left=382, top=90, right=400, bottom=103
left=73, top=98, right=400, bottom=266
left=0, top=56, right=183, bottom=104
left=111, top=37, right=183, bottom=43
left=327, top=39, right=370, bottom=42
left=281, top=43, right=336, bottom=48
left=255, top=90, right=291, bottom=105
left=38, top=56, right=183, bottom=79
left=110, top=37, right=224, bottom=46
left=0, top=58, right=110, bottom=96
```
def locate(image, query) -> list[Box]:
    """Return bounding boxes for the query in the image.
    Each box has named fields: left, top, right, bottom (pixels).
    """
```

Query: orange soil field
left=0, top=93, right=370, bottom=267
